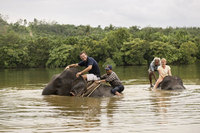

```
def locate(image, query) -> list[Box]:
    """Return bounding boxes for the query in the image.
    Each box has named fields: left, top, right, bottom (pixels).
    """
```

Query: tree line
left=0, top=14, right=200, bottom=68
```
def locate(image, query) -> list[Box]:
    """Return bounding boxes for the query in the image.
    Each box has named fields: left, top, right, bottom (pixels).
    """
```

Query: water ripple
left=0, top=85, right=200, bottom=132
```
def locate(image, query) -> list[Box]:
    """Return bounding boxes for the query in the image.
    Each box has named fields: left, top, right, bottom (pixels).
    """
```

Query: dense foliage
left=0, top=14, right=200, bottom=68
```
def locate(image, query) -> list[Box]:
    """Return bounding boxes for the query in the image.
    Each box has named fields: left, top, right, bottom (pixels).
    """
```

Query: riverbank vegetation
left=0, top=14, right=200, bottom=68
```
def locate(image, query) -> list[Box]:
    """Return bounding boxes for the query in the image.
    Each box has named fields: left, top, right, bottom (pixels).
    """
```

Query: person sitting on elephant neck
left=65, top=51, right=100, bottom=81
left=153, top=58, right=172, bottom=89
left=95, top=65, right=124, bottom=96
left=148, top=57, right=161, bottom=87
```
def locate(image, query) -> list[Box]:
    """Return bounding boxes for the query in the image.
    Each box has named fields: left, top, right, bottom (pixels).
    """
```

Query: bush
left=102, top=58, right=116, bottom=68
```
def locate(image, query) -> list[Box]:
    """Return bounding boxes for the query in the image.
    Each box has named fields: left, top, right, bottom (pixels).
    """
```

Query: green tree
left=1, top=13, right=200, bottom=68
left=0, top=44, right=29, bottom=68
left=105, top=28, right=130, bottom=64
left=179, top=41, right=198, bottom=64
left=46, top=44, right=76, bottom=68
left=149, top=41, right=180, bottom=64
left=27, top=37, right=52, bottom=67
left=102, top=58, right=116, bottom=68
left=122, top=38, right=148, bottom=65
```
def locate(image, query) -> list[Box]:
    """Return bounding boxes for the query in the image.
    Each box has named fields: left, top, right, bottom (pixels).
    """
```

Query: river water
left=0, top=64, right=200, bottom=132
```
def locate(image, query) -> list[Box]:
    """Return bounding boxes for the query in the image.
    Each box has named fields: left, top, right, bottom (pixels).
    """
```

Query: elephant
left=42, top=68, right=185, bottom=97
left=42, top=68, right=80, bottom=96
left=42, top=68, right=114, bottom=97
left=159, top=76, right=186, bottom=90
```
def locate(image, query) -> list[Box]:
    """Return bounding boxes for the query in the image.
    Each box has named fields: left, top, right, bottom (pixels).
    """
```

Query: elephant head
left=160, top=76, right=186, bottom=90
left=42, top=68, right=80, bottom=96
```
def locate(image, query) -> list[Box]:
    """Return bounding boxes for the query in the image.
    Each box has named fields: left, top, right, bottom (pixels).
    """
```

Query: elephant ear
left=71, top=76, right=87, bottom=96
left=175, top=76, right=184, bottom=85
left=160, top=76, right=171, bottom=89
left=54, top=77, right=63, bottom=88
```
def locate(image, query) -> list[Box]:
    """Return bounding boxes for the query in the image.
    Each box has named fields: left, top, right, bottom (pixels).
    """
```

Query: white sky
left=0, top=0, right=200, bottom=27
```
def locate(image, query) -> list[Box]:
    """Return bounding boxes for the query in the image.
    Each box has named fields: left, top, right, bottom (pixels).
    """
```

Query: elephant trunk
left=42, top=85, right=57, bottom=95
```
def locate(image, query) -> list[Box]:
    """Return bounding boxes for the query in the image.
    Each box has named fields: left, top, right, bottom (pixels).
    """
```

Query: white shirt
left=158, top=65, right=171, bottom=78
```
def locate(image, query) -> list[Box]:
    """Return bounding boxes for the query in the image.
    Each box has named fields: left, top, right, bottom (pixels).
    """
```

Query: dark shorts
left=148, top=69, right=157, bottom=74
left=111, top=85, right=124, bottom=95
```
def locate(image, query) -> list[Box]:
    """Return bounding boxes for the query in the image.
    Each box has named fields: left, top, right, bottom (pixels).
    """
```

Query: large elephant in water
left=159, top=76, right=186, bottom=90
left=42, top=68, right=114, bottom=97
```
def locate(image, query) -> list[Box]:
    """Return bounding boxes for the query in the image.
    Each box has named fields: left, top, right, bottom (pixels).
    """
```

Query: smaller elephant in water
left=42, top=68, right=114, bottom=97
left=159, top=76, right=186, bottom=90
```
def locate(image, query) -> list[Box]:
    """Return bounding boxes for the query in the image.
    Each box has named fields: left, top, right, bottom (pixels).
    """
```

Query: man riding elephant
left=65, top=51, right=100, bottom=81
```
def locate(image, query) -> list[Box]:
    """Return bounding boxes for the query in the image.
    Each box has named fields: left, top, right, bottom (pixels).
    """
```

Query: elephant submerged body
left=42, top=68, right=185, bottom=97
left=159, top=76, right=186, bottom=90
left=42, top=68, right=114, bottom=97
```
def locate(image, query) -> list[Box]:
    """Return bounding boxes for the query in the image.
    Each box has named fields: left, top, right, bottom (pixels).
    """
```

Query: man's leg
left=115, top=91, right=122, bottom=96
left=152, top=71, right=157, bottom=83
left=111, top=85, right=124, bottom=96
left=82, top=74, right=87, bottom=80
left=85, top=74, right=99, bottom=81
left=149, top=72, right=153, bottom=87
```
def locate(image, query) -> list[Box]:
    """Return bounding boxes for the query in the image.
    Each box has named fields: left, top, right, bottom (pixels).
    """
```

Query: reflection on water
left=150, top=90, right=172, bottom=115
left=0, top=85, right=200, bottom=132
left=43, top=96, right=102, bottom=130
left=0, top=65, right=200, bottom=132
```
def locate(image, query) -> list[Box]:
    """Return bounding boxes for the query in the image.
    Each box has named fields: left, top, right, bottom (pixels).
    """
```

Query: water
left=0, top=64, right=200, bottom=132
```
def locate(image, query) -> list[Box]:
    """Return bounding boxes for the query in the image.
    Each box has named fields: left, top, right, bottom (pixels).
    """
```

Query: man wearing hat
left=96, top=65, right=124, bottom=96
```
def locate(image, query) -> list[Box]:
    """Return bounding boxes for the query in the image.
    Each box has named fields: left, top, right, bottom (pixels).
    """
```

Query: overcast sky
left=0, top=0, right=200, bottom=27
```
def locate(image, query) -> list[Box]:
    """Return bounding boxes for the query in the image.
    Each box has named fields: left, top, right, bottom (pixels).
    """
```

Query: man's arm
left=65, top=64, right=79, bottom=70
left=76, top=65, right=92, bottom=77
left=81, top=65, right=92, bottom=74
left=95, top=79, right=106, bottom=84
left=149, top=63, right=155, bottom=72
left=96, top=73, right=115, bottom=84
left=100, top=74, right=107, bottom=79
